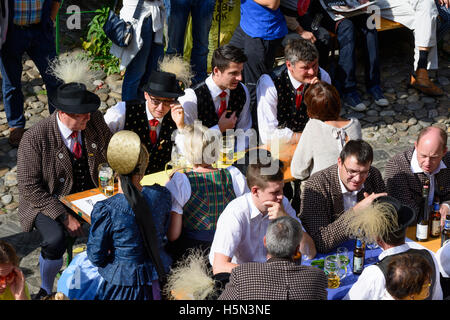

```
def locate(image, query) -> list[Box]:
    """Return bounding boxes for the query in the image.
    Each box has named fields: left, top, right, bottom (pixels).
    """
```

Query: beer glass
left=336, top=247, right=349, bottom=279
left=220, top=133, right=235, bottom=164
left=324, top=255, right=340, bottom=289
left=98, top=163, right=114, bottom=196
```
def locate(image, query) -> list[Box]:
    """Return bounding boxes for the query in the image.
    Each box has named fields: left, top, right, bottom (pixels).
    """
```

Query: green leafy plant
left=81, top=6, right=120, bottom=76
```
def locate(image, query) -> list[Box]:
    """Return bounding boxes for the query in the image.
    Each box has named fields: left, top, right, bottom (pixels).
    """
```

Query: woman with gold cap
left=86, top=130, right=172, bottom=300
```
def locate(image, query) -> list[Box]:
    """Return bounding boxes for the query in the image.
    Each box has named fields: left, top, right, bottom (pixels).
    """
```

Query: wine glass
left=324, top=255, right=340, bottom=289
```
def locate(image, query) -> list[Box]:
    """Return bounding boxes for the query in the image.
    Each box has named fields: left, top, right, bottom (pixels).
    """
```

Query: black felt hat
left=141, top=71, right=184, bottom=99
left=374, top=195, right=416, bottom=231
left=48, top=82, right=100, bottom=114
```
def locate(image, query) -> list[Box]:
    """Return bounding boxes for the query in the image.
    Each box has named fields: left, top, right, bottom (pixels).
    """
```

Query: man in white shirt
left=178, top=45, right=253, bottom=151
left=209, top=157, right=317, bottom=275
left=377, top=0, right=446, bottom=96
left=256, top=38, right=331, bottom=145
left=385, top=126, right=450, bottom=230
left=344, top=196, right=443, bottom=300
left=104, top=70, right=185, bottom=174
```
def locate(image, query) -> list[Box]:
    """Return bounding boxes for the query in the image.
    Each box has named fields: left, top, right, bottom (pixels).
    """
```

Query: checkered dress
left=299, top=164, right=386, bottom=253
left=182, top=169, right=236, bottom=232
left=13, top=0, right=44, bottom=25
left=384, top=147, right=450, bottom=216
left=17, top=111, right=112, bottom=232
left=218, top=258, right=328, bottom=300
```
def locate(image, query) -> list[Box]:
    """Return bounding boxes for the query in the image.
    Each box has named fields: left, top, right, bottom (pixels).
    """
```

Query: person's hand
left=308, top=76, right=320, bottom=85
left=439, top=0, right=449, bottom=8
left=440, top=204, right=449, bottom=230
left=299, top=232, right=317, bottom=259
left=10, top=267, right=28, bottom=300
left=264, top=200, right=287, bottom=220
left=298, top=30, right=317, bottom=43
left=353, top=192, right=388, bottom=211
left=63, top=213, right=84, bottom=237
left=218, top=111, right=237, bottom=133
left=171, top=103, right=185, bottom=130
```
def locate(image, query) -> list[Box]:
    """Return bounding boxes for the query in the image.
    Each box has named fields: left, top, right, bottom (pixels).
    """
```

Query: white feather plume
left=48, top=54, right=103, bottom=86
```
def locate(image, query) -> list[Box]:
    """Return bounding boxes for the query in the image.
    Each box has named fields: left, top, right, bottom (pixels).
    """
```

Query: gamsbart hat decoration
left=47, top=55, right=103, bottom=114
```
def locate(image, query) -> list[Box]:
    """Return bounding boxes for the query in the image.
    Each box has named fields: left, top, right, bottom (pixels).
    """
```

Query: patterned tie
left=70, top=131, right=82, bottom=159
left=296, top=84, right=305, bottom=110
left=217, top=91, right=227, bottom=118
left=149, top=119, right=159, bottom=145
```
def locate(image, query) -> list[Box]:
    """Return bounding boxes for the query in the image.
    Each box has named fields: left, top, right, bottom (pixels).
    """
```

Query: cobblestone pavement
left=0, top=28, right=449, bottom=296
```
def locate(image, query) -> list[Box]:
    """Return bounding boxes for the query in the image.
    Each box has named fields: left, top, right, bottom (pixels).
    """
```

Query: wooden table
left=60, top=186, right=118, bottom=224
left=406, top=226, right=442, bottom=253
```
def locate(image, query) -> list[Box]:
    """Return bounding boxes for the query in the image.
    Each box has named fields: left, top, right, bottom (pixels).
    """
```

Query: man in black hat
left=344, top=196, right=443, bottom=300
left=104, top=70, right=185, bottom=174
left=16, top=82, right=112, bottom=299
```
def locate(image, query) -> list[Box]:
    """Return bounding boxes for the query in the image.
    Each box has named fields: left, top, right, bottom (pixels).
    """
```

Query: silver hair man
left=265, top=216, right=303, bottom=259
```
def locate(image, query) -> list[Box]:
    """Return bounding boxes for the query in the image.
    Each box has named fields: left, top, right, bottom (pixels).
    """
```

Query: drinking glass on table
left=220, top=132, right=235, bottom=164
left=98, top=163, right=114, bottom=196
left=336, top=247, right=349, bottom=279
left=324, top=255, right=340, bottom=289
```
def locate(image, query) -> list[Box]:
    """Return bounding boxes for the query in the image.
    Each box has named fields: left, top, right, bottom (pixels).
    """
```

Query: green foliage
left=81, top=6, right=120, bottom=76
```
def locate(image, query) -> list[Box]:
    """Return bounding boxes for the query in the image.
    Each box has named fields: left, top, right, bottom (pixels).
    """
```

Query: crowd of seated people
left=3, top=0, right=450, bottom=301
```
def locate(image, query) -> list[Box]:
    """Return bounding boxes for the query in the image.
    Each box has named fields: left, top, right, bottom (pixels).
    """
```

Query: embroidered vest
left=376, top=248, right=436, bottom=300
left=124, top=100, right=177, bottom=175
left=193, top=82, right=247, bottom=129
left=182, top=169, right=236, bottom=241
left=270, top=66, right=322, bottom=133
left=70, top=136, right=95, bottom=194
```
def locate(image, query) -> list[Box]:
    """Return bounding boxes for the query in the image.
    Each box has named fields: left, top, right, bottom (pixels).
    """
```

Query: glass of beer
left=98, top=163, right=114, bottom=197
left=324, top=255, right=340, bottom=289
left=220, top=133, right=235, bottom=164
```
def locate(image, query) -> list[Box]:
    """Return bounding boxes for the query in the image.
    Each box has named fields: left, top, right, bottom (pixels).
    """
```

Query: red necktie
left=296, top=84, right=304, bottom=110
left=217, top=91, right=227, bottom=118
left=149, top=119, right=159, bottom=144
left=70, top=131, right=82, bottom=159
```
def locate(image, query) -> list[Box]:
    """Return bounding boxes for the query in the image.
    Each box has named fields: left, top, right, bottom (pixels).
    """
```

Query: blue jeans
left=322, top=13, right=380, bottom=94
left=0, top=23, right=60, bottom=128
left=163, top=0, right=216, bottom=85
left=122, top=16, right=164, bottom=101
left=437, top=2, right=450, bottom=42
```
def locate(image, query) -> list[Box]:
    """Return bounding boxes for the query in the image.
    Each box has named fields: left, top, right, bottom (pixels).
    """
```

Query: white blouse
left=165, top=166, right=249, bottom=214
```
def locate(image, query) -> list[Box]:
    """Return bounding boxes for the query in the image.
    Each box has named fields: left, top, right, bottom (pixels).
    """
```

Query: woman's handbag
left=103, top=0, right=144, bottom=47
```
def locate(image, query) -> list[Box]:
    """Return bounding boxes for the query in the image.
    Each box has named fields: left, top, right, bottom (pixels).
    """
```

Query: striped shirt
left=14, top=0, right=43, bottom=26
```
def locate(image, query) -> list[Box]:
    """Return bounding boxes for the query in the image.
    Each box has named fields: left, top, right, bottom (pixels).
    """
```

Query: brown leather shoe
left=8, top=127, right=26, bottom=147
left=410, top=68, right=444, bottom=96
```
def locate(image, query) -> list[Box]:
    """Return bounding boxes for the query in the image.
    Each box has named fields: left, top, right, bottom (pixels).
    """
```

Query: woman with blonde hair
left=165, top=124, right=248, bottom=264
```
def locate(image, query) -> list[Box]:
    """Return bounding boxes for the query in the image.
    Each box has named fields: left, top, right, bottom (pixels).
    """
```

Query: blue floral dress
left=86, top=185, right=172, bottom=300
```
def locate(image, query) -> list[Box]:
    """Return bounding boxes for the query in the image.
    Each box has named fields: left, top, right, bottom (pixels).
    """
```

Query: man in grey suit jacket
left=299, top=140, right=387, bottom=253
left=17, top=82, right=112, bottom=299
left=219, top=216, right=327, bottom=300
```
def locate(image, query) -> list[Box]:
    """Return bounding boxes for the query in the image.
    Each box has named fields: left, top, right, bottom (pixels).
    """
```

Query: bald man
left=385, top=126, right=450, bottom=228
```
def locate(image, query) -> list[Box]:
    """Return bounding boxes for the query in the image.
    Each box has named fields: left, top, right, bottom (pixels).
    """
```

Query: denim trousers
left=437, top=2, right=450, bottom=42
left=122, top=16, right=164, bottom=101
left=163, top=0, right=216, bottom=85
left=0, top=23, right=60, bottom=128
left=322, top=13, right=380, bottom=94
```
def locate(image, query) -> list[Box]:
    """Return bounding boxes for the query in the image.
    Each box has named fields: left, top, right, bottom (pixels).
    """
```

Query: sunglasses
left=149, top=96, right=175, bottom=107
left=0, top=271, right=15, bottom=285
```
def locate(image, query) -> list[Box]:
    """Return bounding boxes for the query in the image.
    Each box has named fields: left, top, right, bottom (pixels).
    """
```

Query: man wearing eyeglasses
left=299, top=139, right=387, bottom=253
left=105, top=71, right=186, bottom=174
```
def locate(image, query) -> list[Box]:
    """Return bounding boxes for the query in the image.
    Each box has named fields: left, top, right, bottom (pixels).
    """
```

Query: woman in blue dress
left=87, top=130, right=172, bottom=300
